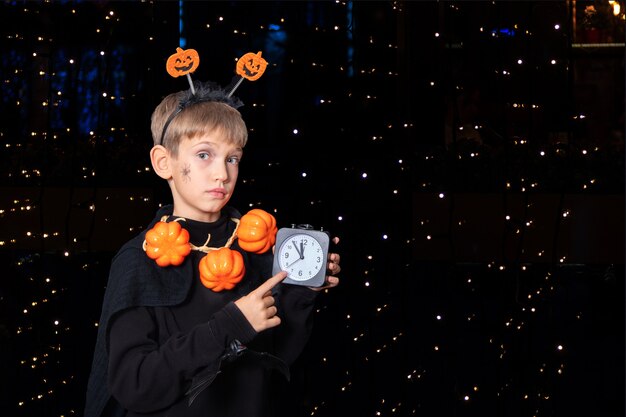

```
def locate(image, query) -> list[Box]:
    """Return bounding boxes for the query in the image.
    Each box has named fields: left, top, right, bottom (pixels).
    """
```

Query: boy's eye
left=228, top=156, right=241, bottom=165
left=197, top=152, right=211, bottom=160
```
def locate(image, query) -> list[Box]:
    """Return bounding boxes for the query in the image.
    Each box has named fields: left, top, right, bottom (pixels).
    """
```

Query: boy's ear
left=150, top=145, right=173, bottom=180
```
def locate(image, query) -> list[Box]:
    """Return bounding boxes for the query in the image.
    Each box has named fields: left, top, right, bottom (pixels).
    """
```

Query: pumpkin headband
left=160, top=47, right=268, bottom=145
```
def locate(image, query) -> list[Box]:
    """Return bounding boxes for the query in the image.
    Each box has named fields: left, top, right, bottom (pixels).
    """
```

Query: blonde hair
left=150, top=92, right=248, bottom=156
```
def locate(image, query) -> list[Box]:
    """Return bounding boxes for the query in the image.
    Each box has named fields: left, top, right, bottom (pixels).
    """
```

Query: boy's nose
left=215, top=163, right=229, bottom=182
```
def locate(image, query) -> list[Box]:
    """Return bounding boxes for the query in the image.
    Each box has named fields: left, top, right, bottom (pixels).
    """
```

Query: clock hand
left=286, top=257, right=302, bottom=268
left=299, top=241, right=305, bottom=259
left=292, top=240, right=303, bottom=258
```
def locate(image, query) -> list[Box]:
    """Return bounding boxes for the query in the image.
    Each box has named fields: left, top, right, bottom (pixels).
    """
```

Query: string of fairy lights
left=0, top=1, right=623, bottom=416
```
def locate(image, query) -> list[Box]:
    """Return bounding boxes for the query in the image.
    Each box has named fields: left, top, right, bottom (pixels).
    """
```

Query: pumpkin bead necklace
left=142, top=210, right=277, bottom=292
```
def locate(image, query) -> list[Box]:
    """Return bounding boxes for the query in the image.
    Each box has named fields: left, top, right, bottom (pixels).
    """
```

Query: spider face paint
left=182, top=164, right=191, bottom=182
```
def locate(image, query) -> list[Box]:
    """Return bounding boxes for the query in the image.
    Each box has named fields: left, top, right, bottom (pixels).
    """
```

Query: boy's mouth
left=207, top=187, right=227, bottom=198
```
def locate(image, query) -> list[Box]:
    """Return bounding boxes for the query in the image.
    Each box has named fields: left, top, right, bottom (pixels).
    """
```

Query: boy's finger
left=252, top=271, right=287, bottom=296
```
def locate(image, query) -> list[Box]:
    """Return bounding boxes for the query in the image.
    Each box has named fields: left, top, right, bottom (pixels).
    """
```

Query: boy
left=84, top=81, right=341, bottom=417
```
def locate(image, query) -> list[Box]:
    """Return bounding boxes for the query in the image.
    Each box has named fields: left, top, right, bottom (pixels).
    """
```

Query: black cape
left=84, top=205, right=254, bottom=417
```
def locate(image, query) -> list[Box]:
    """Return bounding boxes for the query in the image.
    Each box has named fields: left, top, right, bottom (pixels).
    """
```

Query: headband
left=159, top=48, right=268, bottom=145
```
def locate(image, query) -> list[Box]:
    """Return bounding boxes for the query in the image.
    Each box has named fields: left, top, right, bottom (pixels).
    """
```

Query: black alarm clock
left=272, top=224, right=330, bottom=287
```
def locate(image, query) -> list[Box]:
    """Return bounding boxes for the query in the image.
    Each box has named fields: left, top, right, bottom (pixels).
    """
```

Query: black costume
left=84, top=205, right=318, bottom=417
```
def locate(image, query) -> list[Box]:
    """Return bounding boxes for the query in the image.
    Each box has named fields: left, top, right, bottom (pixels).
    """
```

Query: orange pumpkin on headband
left=236, top=51, right=268, bottom=81
left=144, top=221, right=191, bottom=267
left=166, top=47, right=200, bottom=78
left=199, top=247, right=245, bottom=292
left=237, top=209, right=277, bottom=254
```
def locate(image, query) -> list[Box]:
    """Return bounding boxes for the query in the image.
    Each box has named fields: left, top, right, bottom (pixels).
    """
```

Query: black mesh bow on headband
left=158, top=79, right=244, bottom=145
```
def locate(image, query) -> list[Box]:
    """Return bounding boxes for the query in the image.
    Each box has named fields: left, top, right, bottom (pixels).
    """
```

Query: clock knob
left=297, top=224, right=314, bottom=230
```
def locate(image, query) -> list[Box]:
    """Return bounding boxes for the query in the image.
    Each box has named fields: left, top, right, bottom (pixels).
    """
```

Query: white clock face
left=277, top=233, right=325, bottom=281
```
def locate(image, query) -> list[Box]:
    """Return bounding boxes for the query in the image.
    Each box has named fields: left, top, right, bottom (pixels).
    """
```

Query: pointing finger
left=252, top=271, right=287, bottom=297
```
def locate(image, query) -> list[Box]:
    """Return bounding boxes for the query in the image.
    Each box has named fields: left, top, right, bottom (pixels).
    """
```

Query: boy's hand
left=311, top=237, right=341, bottom=292
left=235, top=271, right=287, bottom=332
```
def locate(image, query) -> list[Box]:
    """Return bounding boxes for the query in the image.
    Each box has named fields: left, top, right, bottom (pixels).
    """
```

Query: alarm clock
left=272, top=224, right=330, bottom=287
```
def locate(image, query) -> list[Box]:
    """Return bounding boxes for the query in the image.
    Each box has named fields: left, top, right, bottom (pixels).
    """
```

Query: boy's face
left=167, top=130, right=243, bottom=222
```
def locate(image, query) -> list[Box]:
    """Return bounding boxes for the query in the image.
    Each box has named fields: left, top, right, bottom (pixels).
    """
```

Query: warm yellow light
left=609, top=1, right=621, bottom=15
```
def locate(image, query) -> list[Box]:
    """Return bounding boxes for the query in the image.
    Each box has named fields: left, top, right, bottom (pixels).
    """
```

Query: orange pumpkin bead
left=199, top=247, right=245, bottom=292
left=145, top=221, right=191, bottom=267
left=237, top=209, right=277, bottom=254
left=166, top=47, right=200, bottom=78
